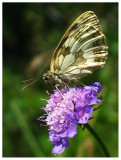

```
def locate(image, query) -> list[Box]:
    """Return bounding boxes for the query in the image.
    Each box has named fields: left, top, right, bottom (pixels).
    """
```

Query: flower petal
left=52, top=138, right=70, bottom=155
left=67, top=122, right=77, bottom=138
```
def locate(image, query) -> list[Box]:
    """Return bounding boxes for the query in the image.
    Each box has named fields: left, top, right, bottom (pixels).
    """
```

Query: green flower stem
left=83, top=123, right=110, bottom=157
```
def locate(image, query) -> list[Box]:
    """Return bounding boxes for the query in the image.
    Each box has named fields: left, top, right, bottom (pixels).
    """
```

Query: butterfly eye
left=43, top=76, right=49, bottom=82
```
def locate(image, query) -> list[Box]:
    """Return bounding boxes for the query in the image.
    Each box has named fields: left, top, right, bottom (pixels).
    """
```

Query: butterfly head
left=43, top=72, right=50, bottom=83
left=43, top=71, right=56, bottom=84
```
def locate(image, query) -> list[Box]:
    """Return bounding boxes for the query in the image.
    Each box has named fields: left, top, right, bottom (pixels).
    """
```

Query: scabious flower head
left=38, top=82, right=102, bottom=155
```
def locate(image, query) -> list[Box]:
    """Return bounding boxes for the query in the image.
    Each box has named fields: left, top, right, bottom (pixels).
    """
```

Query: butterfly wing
left=50, top=11, right=108, bottom=81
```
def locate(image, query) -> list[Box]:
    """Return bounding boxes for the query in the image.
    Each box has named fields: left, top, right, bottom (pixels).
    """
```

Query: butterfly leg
left=72, top=77, right=85, bottom=86
left=55, top=84, right=65, bottom=101
left=66, top=84, right=70, bottom=89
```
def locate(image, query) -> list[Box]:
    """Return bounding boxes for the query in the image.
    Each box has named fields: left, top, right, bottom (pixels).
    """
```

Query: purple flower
left=52, top=137, right=70, bottom=155
left=75, top=102, right=94, bottom=124
left=38, top=82, right=102, bottom=155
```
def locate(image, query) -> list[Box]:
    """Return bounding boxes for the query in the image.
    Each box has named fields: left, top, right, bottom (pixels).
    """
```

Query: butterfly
left=43, top=11, right=108, bottom=85
left=22, top=11, right=108, bottom=91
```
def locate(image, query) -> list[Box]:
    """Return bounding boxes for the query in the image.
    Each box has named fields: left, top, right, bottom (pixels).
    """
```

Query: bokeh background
left=3, top=2, right=118, bottom=157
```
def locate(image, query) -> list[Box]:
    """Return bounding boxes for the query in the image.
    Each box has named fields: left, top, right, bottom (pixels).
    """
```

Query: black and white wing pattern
left=50, top=11, right=108, bottom=82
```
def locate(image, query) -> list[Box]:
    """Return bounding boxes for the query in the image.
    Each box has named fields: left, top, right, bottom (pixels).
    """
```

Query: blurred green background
left=3, top=2, right=118, bottom=157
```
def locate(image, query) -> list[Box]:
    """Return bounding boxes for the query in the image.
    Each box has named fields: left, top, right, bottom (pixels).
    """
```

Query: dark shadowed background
left=3, top=2, right=118, bottom=157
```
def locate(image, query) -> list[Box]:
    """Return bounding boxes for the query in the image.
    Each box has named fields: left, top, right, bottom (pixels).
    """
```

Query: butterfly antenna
left=21, top=78, right=37, bottom=84
left=22, top=79, right=39, bottom=92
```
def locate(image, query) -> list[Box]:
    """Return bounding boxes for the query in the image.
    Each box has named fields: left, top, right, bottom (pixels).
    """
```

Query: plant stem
left=82, top=123, right=110, bottom=157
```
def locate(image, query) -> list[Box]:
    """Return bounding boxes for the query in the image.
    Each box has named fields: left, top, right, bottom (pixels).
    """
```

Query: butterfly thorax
left=43, top=71, right=69, bottom=85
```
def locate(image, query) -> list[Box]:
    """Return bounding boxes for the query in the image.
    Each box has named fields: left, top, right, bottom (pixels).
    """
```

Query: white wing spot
left=83, top=52, right=94, bottom=59
left=68, top=37, right=75, bottom=47
left=65, top=39, right=70, bottom=48
left=86, top=58, right=95, bottom=63
left=59, top=54, right=64, bottom=67
left=63, top=66, right=77, bottom=73
left=70, top=40, right=79, bottom=53
left=69, top=69, right=81, bottom=74
left=61, top=54, right=75, bottom=71
left=81, top=69, right=92, bottom=74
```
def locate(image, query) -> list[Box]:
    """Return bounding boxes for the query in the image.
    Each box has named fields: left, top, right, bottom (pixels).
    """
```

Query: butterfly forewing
left=50, top=11, right=108, bottom=82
